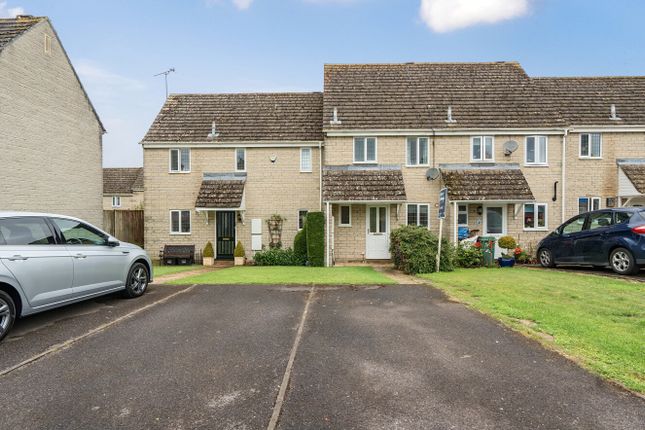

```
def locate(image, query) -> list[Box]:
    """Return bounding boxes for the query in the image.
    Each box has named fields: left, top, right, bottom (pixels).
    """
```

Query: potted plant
left=234, top=241, right=246, bottom=266
left=203, top=241, right=214, bottom=266
left=497, top=235, right=517, bottom=267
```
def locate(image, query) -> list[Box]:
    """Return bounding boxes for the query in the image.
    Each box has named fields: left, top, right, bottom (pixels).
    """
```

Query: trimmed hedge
left=305, top=211, right=325, bottom=267
left=293, top=226, right=308, bottom=266
left=253, top=248, right=298, bottom=266
left=390, top=225, right=454, bottom=274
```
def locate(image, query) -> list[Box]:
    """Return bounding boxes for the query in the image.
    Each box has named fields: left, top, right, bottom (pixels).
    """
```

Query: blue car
left=537, top=208, right=645, bottom=275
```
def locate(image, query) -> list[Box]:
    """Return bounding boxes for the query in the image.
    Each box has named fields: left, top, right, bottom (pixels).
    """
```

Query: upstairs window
left=526, top=136, right=548, bottom=165
left=407, top=204, right=429, bottom=228
left=112, top=196, right=121, bottom=208
left=524, top=203, right=547, bottom=230
left=354, top=137, right=377, bottom=163
left=578, top=197, right=601, bottom=214
left=471, top=136, right=494, bottom=162
left=170, top=148, right=190, bottom=173
left=235, top=148, right=246, bottom=172
left=580, top=133, right=602, bottom=158
left=300, top=148, right=312, bottom=172
left=170, top=210, right=191, bottom=234
left=406, top=137, right=429, bottom=166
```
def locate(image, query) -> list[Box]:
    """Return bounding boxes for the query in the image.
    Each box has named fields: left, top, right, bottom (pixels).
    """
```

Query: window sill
left=523, top=228, right=548, bottom=232
left=169, top=171, right=191, bottom=174
left=170, top=232, right=192, bottom=236
left=470, top=160, right=495, bottom=163
left=523, top=164, right=549, bottom=168
left=353, top=161, right=378, bottom=165
left=578, top=157, right=602, bottom=160
left=338, top=224, right=352, bottom=228
left=300, top=170, right=313, bottom=173
left=405, top=164, right=430, bottom=168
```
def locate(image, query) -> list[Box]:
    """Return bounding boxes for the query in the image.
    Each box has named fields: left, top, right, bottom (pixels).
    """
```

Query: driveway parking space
left=0, top=284, right=642, bottom=429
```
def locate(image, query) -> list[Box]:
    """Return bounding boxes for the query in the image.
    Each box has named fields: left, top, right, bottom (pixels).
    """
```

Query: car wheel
left=0, top=291, right=16, bottom=343
left=538, top=248, right=555, bottom=268
left=123, top=262, right=149, bottom=298
left=609, top=248, right=639, bottom=275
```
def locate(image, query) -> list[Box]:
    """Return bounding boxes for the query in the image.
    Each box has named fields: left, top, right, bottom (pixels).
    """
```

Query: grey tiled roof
left=322, top=165, right=407, bottom=202
left=533, top=77, right=645, bottom=126
left=323, top=62, right=645, bottom=129
left=323, top=62, right=565, bottom=130
left=620, top=163, right=645, bottom=194
left=0, top=16, right=42, bottom=51
left=440, top=164, right=534, bottom=201
left=142, top=92, right=323, bottom=143
left=195, top=174, right=246, bottom=208
left=103, top=168, right=144, bottom=194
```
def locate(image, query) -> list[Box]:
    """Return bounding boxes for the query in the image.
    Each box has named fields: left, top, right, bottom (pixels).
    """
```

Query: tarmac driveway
left=0, top=284, right=642, bottom=429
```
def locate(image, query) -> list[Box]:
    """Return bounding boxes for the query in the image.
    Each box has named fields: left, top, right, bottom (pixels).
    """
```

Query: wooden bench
left=160, top=245, right=195, bottom=266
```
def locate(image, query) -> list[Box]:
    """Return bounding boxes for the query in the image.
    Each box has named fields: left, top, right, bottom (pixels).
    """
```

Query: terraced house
left=141, top=62, right=645, bottom=264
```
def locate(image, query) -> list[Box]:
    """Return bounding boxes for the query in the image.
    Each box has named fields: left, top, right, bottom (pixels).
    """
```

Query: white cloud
left=204, top=0, right=254, bottom=11
left=420, top=0, right=530, bottom=33
left=232, top=0, right=253, bottom=10
left=0, top=1, right=25, bottom=18
left=75, top=60, right=146, bottom=101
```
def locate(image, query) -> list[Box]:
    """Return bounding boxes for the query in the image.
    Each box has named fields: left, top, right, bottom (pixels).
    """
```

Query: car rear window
left=615, top=212, right=633, bottom=225
left=0, top=217, right=56, bottom=246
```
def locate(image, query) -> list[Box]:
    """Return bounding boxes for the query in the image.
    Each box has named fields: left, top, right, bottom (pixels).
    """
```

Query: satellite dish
left=426, top=168, right=441, bottom=181
left=503, top=140, right=519, bottom=156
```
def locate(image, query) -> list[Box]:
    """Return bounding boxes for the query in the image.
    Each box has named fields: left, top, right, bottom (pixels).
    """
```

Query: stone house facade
left=0, top=16, right=104, bottom=226
left=142, top=62, right=645, bottom=263
left=103, top=168, right=144, bottom=210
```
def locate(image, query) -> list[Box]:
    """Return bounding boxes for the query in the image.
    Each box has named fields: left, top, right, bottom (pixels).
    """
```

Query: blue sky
left=2, top=0, right=644, bottom=167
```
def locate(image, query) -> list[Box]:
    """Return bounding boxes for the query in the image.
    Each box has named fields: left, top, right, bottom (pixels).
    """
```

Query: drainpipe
left=561, top=128, right=569, bottom=223
left=319, top=141, right=323, bottom=211
left=325, top=201, right=331, bottom=267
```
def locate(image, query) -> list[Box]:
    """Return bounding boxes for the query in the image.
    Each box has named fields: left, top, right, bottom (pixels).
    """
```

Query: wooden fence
left=103, top=210, right=144, bottom=247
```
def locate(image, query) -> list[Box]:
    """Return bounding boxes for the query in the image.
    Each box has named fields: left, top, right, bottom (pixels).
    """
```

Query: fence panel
left=103, top=210, right=144, bottom=247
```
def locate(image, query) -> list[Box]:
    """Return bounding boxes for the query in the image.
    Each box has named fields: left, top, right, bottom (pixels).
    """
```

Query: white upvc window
left=353, top=137, right=377, bottom=163
left=298, top=210, right=308, bottom=230
left=524, top=203, right=548, bottom=230
left=170, top=210, right=191, bottom=234
left=406, top=137, right=429, bottom=166
left=339, top=205, right=352, bottom=227
left=406, top=204, right=430, bottom=228
left=525, top=136, right=548, bottom=165
left=300, top=148, right=312, bottom=172
left=457, top=204, right=468, bottom=226
left=111, top=196, right=121, bottom=208
left=471, top=136, right=494, bottom=162
left=580, top=133, right=602, bottom=158
left=169, top=148, right=190, bottom=173
left=578, top=197, right=601, bottom=214
left=235, top=148, right=246, bottom=172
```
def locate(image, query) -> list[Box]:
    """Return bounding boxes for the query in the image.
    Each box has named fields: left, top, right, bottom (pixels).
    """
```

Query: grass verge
left=420, top=267, right=645, bottom=394
left=153, top=264, right=203, bottom=277
left=170, top=266, right=396, bottom=285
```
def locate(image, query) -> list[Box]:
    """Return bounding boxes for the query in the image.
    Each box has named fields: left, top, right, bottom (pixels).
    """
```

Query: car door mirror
left=106, top=237, right=120, bottom=247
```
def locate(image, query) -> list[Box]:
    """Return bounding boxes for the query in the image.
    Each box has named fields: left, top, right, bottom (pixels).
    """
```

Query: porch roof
left=440, top=163, right=535, bottom=201
left=322, top=165, right=407, bottom=202
left=195, top=173, right=246, bottom=209
left=618, top=160, right=645, bottom=194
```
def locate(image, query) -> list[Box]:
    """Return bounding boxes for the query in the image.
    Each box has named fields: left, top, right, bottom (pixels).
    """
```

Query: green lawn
left=421, top=267, right=645, bottom=393
left=153, top=264, right=203, bottom=277
left=170, top=266, right=396, bottom=285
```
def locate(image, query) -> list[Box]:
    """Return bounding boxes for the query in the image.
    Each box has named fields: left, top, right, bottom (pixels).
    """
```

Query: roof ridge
left=169, top=91, right=322, bottom=97
left=533, top=76, right=645, bottom=80
left=324, top=61, right=521, bottom=67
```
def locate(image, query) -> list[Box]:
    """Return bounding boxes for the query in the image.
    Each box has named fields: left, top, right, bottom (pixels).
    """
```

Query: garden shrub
left=455, top=242, right=483, bottom=268
left=305, top=212, right=325, bottom=267
left=293, top=226, right=308, bottom=265
left=390, top=225, right=454, bottom=274
left=498, top=236, right=517, bottom=257
left=253, top=247, right=298, bottom=266
left=203, top=241, right=214, bottom=258
left=234, top=241, right=245, bottom=258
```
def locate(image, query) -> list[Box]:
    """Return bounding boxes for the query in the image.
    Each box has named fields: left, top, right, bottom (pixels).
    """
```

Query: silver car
left=0, top=212, right=152, bottom=342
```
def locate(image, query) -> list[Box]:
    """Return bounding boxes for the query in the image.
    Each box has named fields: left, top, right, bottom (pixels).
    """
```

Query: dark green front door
left=216, top=211, right=236, bottom=260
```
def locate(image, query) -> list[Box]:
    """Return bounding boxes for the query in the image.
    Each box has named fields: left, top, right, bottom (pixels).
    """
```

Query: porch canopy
left=440, top=163, right=535, bottom=202
left=195, top=173, right=246, bottom=211
left=322, top=165, right=407, bottom=203
left=617, top=159, right=645, bottom=206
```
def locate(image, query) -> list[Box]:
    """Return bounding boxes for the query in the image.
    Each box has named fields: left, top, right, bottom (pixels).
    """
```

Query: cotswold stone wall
left=0, top=20, right=103, bottom=226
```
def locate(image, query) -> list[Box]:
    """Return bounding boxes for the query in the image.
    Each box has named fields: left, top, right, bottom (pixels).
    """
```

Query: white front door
left=366, top=205, right=390, bottom=259
left=483, top=204, right=507, bottom=258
